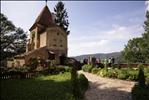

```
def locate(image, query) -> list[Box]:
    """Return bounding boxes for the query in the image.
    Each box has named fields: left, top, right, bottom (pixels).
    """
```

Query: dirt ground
left=79, top=71, right=136, bottom=100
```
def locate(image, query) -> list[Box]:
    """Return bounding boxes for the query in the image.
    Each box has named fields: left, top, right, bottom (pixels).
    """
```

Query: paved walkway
left=79, top=71, right=136, bottom=100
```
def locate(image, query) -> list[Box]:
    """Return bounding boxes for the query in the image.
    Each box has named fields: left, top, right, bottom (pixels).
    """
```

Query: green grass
left=1, top=72, right=76, bottom=100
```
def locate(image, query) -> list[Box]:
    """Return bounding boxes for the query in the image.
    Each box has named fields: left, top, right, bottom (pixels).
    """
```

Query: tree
left=122, top=38, right=145, bottom=63
left=0, top=13, right=27, bottom=60
left=122, top=11, right=149, bottom=63
left=54, top=1, right=70, bottom=35
left=142, top=11, right=149, bottom=62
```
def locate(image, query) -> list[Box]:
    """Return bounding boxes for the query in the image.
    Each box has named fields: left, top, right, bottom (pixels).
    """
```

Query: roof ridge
left=29, top=5, right=55, bottom=31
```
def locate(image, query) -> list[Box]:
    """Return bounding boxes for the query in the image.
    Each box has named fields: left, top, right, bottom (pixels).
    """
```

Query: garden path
left=79, top=71, right=136, bottom=100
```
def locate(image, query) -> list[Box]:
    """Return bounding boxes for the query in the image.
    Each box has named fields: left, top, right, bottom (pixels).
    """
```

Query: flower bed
left=82, top=64, right=149, bottom=83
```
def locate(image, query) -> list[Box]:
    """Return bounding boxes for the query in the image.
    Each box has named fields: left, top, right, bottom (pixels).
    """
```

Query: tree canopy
left=54, top=1, right=70, bottom=35
left=0, top=13, right=27, bottom=60
left=122, top=11, right=149, bottom=63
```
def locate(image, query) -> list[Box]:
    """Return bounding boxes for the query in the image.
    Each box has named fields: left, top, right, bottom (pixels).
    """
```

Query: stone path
left=79, top=71, right=136, bottom=100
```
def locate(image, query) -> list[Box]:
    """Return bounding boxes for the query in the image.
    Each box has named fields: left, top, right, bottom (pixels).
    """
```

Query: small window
left=60, top=45, right=63, bottom=47
left=53, top=39, right=56, bottom=41
left=57, top=33, right=59, bottom=35
left=53, top=44, right=57, bottom=46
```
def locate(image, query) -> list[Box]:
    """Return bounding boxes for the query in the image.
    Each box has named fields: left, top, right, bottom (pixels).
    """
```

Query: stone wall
left=40, top=31, right=47, bottom=47
left=24, top=47, right=49, bottom=65
left=7, top=59, right=25, bottom=68
left=7, top=60, right=14, bottom=68
left=46, top=27, right=67, bottom=55
left=14, top=59, right=25, bottom=67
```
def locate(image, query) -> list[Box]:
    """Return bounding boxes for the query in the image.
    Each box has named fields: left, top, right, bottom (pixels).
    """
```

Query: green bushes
left=146, top=73, right=149, bottom=84
left=82, top=64, right=149, bottom=82
left=41, top=66, right=71, bottom=75
left=71, top=67, right=82, bottom=99
left=28, top=58, right=38, bottom=70
left=117, top=69, right=129, bottom=80
left=137, top=64, right=146, bottom=87
left=131, top=64, right=149, bottom=100
left=128, top=70, right=138, bottom=81
left=91, top=68, right=100, bottom=74
left=78, top=74, right=89, bottom=93
left=131, top=84, right=149, bottom=100
left=82, top=64, right=93, bottom=72
left=106, top=68, right=118, bottom=78
left=71, top=65, right=89, bottom=100
left=64, top=66, right=72, bottom=72
left=97, top=68, right=108, bottom=77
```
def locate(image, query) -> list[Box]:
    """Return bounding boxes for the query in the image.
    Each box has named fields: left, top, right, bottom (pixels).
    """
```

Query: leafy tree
left=122, top=11, right=149, bottom=63
left=142, top=11, right=149, bottom=62
left=54, top=1, right=70, bottom=35
left=0, top=13, right=27, bottom=60
left=122, top=38, right=145, bottom=63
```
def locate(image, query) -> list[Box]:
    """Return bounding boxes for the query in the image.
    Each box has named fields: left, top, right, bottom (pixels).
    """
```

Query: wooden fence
left=0, top=71, right=39, bottom=80
left=113, top=63, right=149, bottom=68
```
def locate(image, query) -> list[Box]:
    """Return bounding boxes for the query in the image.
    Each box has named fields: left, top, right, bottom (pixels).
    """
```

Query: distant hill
left=74, top=52, right=121, bottom=63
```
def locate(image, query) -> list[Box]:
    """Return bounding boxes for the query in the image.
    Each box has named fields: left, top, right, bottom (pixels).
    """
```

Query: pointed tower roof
left=29, top=5, right=55, bottom=31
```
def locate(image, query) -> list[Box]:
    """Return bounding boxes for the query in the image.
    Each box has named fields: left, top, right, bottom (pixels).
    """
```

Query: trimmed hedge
left=82, top=64, right=93, bottom=72
left=78, top=74, right=89, bottom=93
left=132, top=84, right=149, bottom=100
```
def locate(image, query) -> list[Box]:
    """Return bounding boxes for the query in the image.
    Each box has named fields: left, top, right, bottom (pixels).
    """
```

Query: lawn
left=1, top=72, right=76, bottom=100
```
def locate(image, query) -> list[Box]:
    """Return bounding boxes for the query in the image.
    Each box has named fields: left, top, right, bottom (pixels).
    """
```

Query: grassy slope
left=1, top=72, right=75, bottom=100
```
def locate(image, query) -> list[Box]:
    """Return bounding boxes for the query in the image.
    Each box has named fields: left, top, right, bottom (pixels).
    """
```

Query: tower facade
left=7, top=5, right=68, bottom=67
left=26, top=5, right=68, bottom=64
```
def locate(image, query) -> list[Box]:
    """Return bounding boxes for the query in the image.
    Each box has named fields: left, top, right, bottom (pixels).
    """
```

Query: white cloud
left=145, top=1, right=149, bottom=11
left=68, top=24, right=143, bottom=57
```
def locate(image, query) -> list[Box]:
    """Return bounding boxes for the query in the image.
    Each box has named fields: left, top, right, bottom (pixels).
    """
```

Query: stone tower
left=7, top=5, right=68, bottom=67
left=26, top=5, right=68, bottom=64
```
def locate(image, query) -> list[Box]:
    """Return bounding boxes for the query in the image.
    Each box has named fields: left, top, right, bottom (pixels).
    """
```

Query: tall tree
left=122, top=38, right=145, bottom=63
left=142, top=11, right=149, bottom=62
left=122, top=11, right=149, bottom=63
left=54, top=1, right=70, bottom=35
left=0, top=13, right=27, bottom=60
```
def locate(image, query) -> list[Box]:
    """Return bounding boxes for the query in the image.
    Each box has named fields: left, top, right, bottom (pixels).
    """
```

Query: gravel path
left=79, top=71, right=136, bottom=100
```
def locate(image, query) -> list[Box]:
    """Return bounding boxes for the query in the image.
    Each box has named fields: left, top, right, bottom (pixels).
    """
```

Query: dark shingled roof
left=29, top=5, right=56, bottom=31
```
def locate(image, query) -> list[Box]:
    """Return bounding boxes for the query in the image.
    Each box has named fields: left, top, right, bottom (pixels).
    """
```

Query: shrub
left=137, top=64, right=145, bottom=87
left=78, top=74, right=89, bottom=93
left=82, top=64, right=93, bottom=72
left=111, top=64, right=119, bottom=69
left=55, top=66, right=65, bottom=73
left=128, top=70, right=138, bottom=81
left=64, top=66, right=72, bottom=72
left=97, top=68, right=108, bottom=77
left=41, top=68, right=51, bottom=75
left=146, top=74, right=149, bottom=85
left=18, top=66, right=30, bottom=72
left=117, top=69, right=129, bottom=80
left=48, top=66, right=66, bottom=74
left=144, top=67, right=149, bottom=72
left=131, top=84, right=149, bottom=100
left=106, top=69, right=118, bottom=78
left=71, top=67, right=82, bottom=99
left=0, top=67, right=8, bottom=73
left=91, top=68, right=100, bottom=74
left=28, top=58, right=38, bottom=70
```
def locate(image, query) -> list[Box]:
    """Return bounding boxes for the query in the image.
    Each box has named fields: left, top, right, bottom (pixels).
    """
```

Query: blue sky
left=1, top=1, right=149, bottom=57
